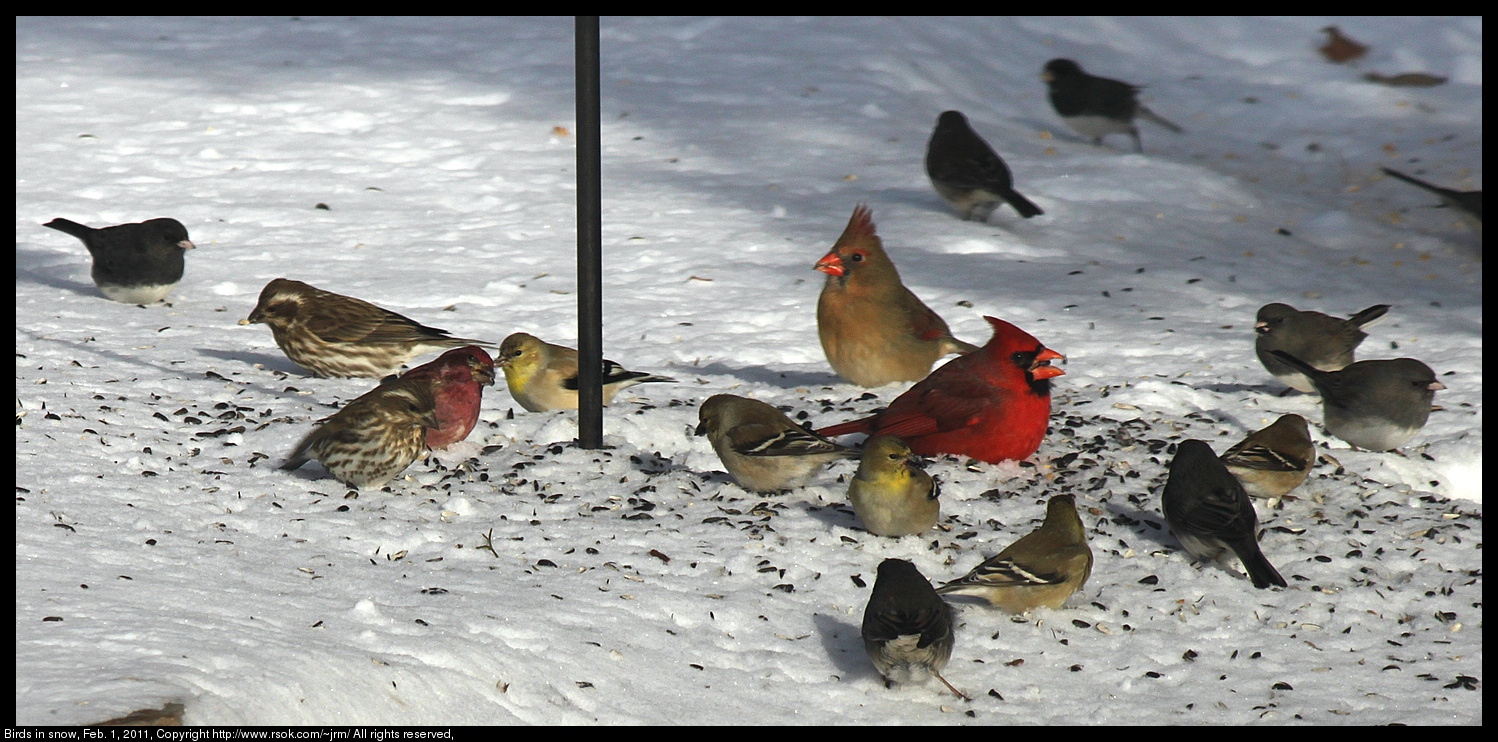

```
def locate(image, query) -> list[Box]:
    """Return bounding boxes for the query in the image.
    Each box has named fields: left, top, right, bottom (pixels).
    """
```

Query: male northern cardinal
left=815, top=205, right=979, bottom=387
left=817, top=316, right=1063, bottom=463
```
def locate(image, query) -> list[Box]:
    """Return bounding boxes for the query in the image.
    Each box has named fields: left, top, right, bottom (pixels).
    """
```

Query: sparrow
left=1254, top=302, right=1390, bottom=393
left=817, top=316, right=1064, bottom=464
left=1221, top=414, right=1315, bottom=500
left=1270, top=352, right=1444, bottom=451
left=496, top=332, right=675, bottom=412
left=1319, top=26, right=1368, bottom=64
left=1162, top=439, right=1287, bottom=589
left=280, top=376, right=439, bottom=489
left=1040, top=58, right=1183, bottom=153
left=815, top=204, right=980, bottom=387
left=241, top=278, right=493, bottom=379
left=695, top=394, right=858, bottom=492
left=847, top=435, right=939, bottom=537
left=861, top=559, right=967, bottom=700
left=936, top=494, right=1092, bottom=613
left=395, top=345, right=496, bottom=449
left=1381, top=168, right=1483, bottom=231
left=43, top=217, right=195, bottom=304
left=925, top=110, right=1044, bottom=221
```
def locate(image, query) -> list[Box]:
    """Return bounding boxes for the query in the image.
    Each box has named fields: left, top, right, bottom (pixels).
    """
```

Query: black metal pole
left=575, top=16, right=604, bottom=449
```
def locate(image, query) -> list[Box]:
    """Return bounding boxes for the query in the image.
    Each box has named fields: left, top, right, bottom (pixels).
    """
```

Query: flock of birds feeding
left=37, top=34, right=1474, bottom=701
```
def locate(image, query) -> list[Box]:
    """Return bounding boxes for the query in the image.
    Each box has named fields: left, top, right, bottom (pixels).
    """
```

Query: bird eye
left=850, top=252, right=864, bottom=262
left=888, top=453, right=902, bottom=461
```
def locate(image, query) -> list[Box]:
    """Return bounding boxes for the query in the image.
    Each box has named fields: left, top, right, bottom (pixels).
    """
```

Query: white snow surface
left=16, top=16, right=1481, bottom=726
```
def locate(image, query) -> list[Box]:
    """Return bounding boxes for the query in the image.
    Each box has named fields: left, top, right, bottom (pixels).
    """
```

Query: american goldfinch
left=1041, top=58, right=1183, bottom=153
left=396, top=345, right=496, bottom=449
left=43, top=217, right=194, bottom=304
left=695, top=394, right=857, bottom=492
left=280, top=376, right=439, bottom=489
left=241, top=278, right=493, bottom=379
left=862, top=559, right=967, bottom=700
left=1162, top=439, right=1287, bottom=589
left=925, top=111, right=1043, bottom=221
left=814, top=205, right=980, bottom=388
left=848, top=435, right=939, bottom=537
left=1221, top=414, right=1314, bottom=499
left=1270, top=351, right=1444, bottom=451
left=818, top=316, right=1064, bottom=463
left=935, top=494, right=1092, bottom=612
left=1254, top=303, right=1389, bottom=393
left=496, top=332, right=674, bottom=412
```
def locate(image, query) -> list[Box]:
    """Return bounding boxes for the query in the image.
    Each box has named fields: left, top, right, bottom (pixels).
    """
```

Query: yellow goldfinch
left=848, top=435, right=939, bottom=537
left=1221, top=414, right=1314, bottom=500
left=862, top=558, right=967, bottom=700
left=936, top=494, right=1093, bottom=613
left=496, top=332, right=674, bottom=412
left=695, top=394, right=858, bottom=492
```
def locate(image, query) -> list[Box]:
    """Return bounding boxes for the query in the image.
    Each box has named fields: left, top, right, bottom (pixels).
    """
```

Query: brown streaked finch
left=280, top=376, right=440, bottom=489
left=241, top=278, right=493, bottom=379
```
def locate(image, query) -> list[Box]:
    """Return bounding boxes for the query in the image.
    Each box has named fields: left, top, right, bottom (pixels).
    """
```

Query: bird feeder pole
left=575, top=16, right=604, bottom=448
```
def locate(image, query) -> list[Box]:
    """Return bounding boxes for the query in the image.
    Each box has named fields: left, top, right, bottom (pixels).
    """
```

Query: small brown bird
left=242, top=278, right=493, bottom=379
left=396, top=346, right=496, bottom=450
left=861, top=559, right=966, bottom=700
left=495, top=332, right=674, bottom=412
left=1319, top=26, right=1368, bottom=64
left=695, top=394, right=858, bottom=492
left=280, top=376, right=439, bottom=489
left=815, top=205, right=979, bottom=387
left=936, top=494, right=1092, bottom=613
left=847, top=435, right=939, bottom=537
left=1221, top=414, right=1315, bottom=500
left=1162, top=440, right=1287, bottom=589
left=1254, top=303, right=1389, bottom=393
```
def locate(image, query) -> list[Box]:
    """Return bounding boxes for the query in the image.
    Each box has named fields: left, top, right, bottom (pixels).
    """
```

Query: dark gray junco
left=861, top=558, right=966, bottom=699
left=1254, top=302, right=1390, bottom=393
left=1221, top=414, right=1314, bottom=500
left=43, top=217, right=194, bottom=304
left=936, top=494, right=1092, bottom=613
left=1040, top=58, right=1183, bottom=153
left=925, top=110, right=1043, bottom=221
left=1269, top=352, right=1444, bottom=451
left=1381, top=167, right=1483, bottom=231
left=1162, top=439, right=1287, bottom=589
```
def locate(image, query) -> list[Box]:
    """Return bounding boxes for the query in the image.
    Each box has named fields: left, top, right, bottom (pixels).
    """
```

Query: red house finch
left=241, top=278, right=492, bottom=379
left=397, top=345, right=495, bottom=449
left=280, top=376, right=439, bottom=489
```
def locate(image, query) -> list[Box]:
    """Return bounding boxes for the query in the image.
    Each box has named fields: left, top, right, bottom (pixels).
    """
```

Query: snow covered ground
left=16, top=16, right=1480, bottom=726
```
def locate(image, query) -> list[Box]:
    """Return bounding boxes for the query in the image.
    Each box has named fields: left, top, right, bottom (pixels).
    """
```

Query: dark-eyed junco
left=862, top=558, right=966, bottom=699
left=847, top=435, right=939, bottom=537
left=1269, top=352, right=1444, bottom=451
left=695, top=394, right=858, bottom=492
left=1319, top=26, right=1368, bottom=64
left=496, top=332, right=674, bottom=412
left=43, top=217, right=195, bottom=304
left=1040, top=59, right=1183, bottom=153
left=1221, top=414, right=1314, bottom=500
left=1162, top=439, right=1287, bottom=589
left=1254, top=302, right=1390, bottom=393
left=925, top=110, right=1043, bottom=221
left=1381, top=168, right=1483, bottom=231
left=240, top=278, right=494, bottom=379
left=936, top=494, right=1092, bottom=613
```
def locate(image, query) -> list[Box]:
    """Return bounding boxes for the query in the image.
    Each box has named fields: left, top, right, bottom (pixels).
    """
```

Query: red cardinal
left=815, top=205, right=979, bottom=387
left=817, top=316, right=1064, bottom=463
left=397, top=345, right=496, bottom=449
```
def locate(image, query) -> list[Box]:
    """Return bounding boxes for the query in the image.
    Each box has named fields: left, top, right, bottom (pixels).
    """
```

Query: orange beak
left=814, top=252, right=844, bottom=277
left=1031, top=347, right=1065, bottom=380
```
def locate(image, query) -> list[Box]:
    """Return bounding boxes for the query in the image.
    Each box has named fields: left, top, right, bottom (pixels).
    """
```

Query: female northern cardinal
left=815, top=205, right=979, bottom=387
left=817, top=316, right=1063, bottom=463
